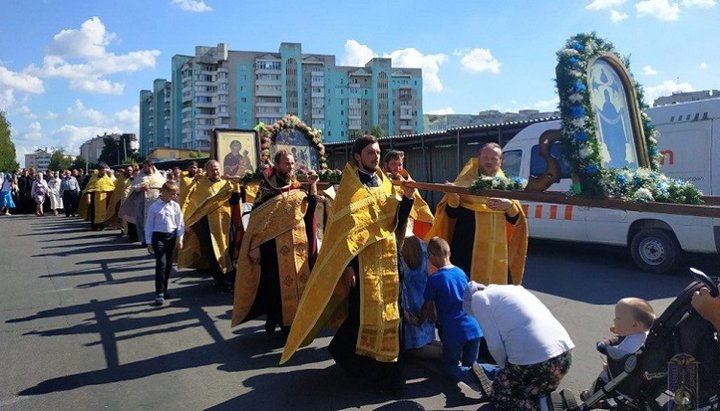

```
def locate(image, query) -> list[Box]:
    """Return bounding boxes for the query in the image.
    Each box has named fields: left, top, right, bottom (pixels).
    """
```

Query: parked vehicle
left=501, top=99, right=720, bottom=273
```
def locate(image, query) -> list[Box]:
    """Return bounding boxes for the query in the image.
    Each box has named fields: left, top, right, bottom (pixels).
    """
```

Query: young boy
left=582, top=297, right=655, bottom=400
left=145, top=182, right=184, bottom=306
left=414, top=237, right=485, bottom=391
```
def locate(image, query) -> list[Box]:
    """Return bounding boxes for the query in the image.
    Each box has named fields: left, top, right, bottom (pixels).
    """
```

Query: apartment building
left=139, top=42, right=423, bottom=155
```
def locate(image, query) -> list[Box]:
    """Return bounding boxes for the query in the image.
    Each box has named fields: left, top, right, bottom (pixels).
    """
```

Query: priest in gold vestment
left=281, top=136, right=415, bottom=394
left=231, top=149, right=319, bottom=336
left=178, top=160, right=236, bottom=290
left=426, top=143, right=528, bottom=285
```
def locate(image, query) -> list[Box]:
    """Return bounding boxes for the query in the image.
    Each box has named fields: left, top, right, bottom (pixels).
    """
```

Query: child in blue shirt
left=414, top=236, right=484, bottom=390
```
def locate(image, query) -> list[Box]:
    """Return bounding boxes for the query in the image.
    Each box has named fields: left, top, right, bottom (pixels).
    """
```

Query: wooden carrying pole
left=394, top=180, right=720, bottom=218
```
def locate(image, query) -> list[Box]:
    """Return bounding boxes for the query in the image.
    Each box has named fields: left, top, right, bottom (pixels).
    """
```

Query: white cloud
left=21, top=122, right=43, bottom=141
left=643, top=80, right=694, bottom=104
left=0, top=66, right=44, bottom=94
left=458, top=48, right=501, bottom=74
left=642, top=65, right=658, bottom=75
left=0, top=89, right=15, bottom=111
left=53, top=124, right=122, bottom=154
left=426, top=107, right=455, bottom=115
left=32, top=17, right=160, bottom=95
left=48, top=16, right=115, bottom=59
left=66, top=99, right=107, bottom=126
left=340, top=40, right=447, bottom=93
left=340, top=40, right=377, bottom=66
left=46, top=111, right=59, bottom=120
left=699, top=62, right=709, bottom=69
left=586, top=0, right=626, bottom=10
left=114, top=105, right=139, bottom=132
left=18, top=106, right=38, bottom=120
left=171, top=0, right=212, bottom=12
left=610, top=10, right=630, bottom=21
left=636, top=0, right=681, bottom=21
left=385, top=48, right=448, bottom=92
left=682, top=0, right=716, bottom=7
left=530, top=98, right=561, bottom=112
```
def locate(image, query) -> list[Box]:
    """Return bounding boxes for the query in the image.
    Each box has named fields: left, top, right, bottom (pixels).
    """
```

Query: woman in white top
left=465, top=281, right=574, bottom=409
left=47, top=171, right=64, bottom=215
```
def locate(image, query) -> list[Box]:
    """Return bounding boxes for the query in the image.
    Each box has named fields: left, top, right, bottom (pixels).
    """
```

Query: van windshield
left=502, top=149, right=522, bottom=178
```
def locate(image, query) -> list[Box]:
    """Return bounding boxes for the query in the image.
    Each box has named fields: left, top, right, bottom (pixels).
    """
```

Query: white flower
left=561, top=48, right=580, bottom=57
left=579, top=143, right=594, bottom=159
left=632, top=187, right=654, bottom=202
left=572, top=118, right=586, bottom=128
left=568, top=93, right=583, bottom=103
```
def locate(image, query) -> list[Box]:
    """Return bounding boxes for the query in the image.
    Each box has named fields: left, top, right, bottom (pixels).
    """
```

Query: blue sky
left=1, top=0, right=717, bottom=167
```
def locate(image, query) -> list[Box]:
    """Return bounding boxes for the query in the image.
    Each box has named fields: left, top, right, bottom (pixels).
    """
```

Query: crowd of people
left=6, top=135, right=720, bottom=409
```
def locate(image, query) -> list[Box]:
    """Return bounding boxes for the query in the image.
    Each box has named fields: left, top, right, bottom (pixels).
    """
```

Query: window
left=528, top=142, right=571, bottom=179
left=501, top=150, right=522, bottom=178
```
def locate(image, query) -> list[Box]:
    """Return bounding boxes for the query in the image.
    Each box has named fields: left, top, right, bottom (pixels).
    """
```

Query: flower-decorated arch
left=555, top=33, right=700, bottom=204
left=245, top=115, right=340, bottom=183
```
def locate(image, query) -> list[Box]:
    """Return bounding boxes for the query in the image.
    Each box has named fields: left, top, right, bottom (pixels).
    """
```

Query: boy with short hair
left=145, top=182, right=184, bottom=306
left=414, top=236, right=486, bottom=391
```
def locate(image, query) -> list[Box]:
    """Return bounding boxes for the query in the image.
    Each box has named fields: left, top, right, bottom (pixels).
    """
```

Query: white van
left=501, top=102, right=720, bottom=273
left=647, top=98, right=720, bottom=196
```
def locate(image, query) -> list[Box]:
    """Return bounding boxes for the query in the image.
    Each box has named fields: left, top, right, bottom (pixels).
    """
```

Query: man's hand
left=400, top=177, right=416, bottom=199
left=177, top=239, right=183, bottom=250
left=249, top=247, right=260, bottom=264
left=307, top=171, right=318, bottom=195
left=487, top=197, right=513, bottom=211
left=342, top=267, right=356, bottom=288
left=692, top=286, right=720, bottom=331
left=147, top=244, right=153, bottom=254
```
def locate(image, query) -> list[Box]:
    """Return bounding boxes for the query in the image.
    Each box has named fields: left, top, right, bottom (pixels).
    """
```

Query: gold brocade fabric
left=179, top=172, right=197, bottom=211
left=78, top=171, right=99, bottom=220
left=231, top=189, right=310, bottom=327
left=281, top=161, right=402, bottom=365
left=178, top=176, right=233, bottom=274
left=425, top=158, right=529, bottom=285
left=101, top=175, right=128, bottom=224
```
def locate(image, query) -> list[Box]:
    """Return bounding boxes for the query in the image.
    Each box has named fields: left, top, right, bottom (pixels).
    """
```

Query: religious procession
left=4, top=32, right=720, bottom=411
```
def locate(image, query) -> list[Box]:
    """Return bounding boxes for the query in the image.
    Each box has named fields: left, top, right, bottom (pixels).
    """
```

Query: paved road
left=1, top=214, right=717, bottom=410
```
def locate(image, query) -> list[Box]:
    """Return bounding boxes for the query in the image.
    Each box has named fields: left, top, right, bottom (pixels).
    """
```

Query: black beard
left=188, top=171, right=195, bottom=178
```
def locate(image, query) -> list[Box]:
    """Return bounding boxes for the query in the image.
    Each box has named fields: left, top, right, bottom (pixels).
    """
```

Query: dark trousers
left=152, top=231, right=177, bottom=296
left=63, top=191, right=79, bottom=216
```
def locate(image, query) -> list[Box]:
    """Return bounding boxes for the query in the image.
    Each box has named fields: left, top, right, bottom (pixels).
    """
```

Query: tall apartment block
left=139, top=42, right=423, bottom=156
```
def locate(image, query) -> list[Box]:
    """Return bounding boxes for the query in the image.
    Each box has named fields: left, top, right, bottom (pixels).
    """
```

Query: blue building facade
left=139, top=42, right=423, bottom=155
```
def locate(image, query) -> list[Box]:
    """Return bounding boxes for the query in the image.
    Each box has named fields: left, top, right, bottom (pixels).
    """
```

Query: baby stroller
left=570, top=268, right=720, bottom=410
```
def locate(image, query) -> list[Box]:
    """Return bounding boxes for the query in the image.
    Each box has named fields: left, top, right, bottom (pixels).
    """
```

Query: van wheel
left=630, top=229, right=681, bottom=273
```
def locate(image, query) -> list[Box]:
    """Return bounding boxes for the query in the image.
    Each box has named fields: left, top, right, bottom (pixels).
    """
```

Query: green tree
left=71, top=156, right=87, bottom=171
left=370, top=124, right=385, bottom=138
left=0, top=111, right=19, bottom=172
left=349, top=129, right=364, bottom=140
left=188, top=150, right=208, bottom=159
left=48, top=149, right=73, bottom=171
left=98, top=136, right=121, bottom=166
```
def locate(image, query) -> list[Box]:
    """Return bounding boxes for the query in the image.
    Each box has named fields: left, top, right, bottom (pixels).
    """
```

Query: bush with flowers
left=556, top=32, right=703, bottom=204
left=470, top=175, right=527, bottom=193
